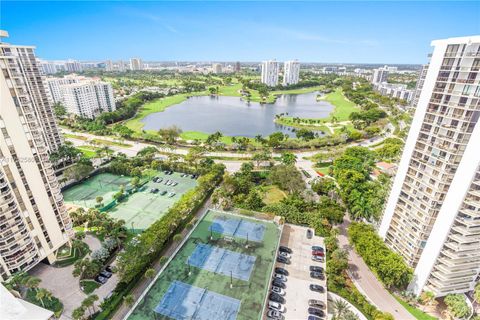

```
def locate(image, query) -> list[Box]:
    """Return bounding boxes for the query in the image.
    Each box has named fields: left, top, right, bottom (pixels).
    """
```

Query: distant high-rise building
left=47, top=75, right=116, bottom=119
left=130, top=58, right=143, bottom=71
left=261, top=60, right=279, bottom=87
left=379, top=35, right=480, bottom=297
left=235, top=61, right=241, bottom=72
left=65, top=59, right=82, bottom=73
left=371, top=65, right=390, bottom=84
left=0, top=30, right=72, bottom=281
left=105, top=60, right=114, bottom=71
left=410, top=64, right=429, bottom=110
left=283, top=60, right=300, bottom=86
left=38, top=59, right=58, bottom=75
left=212, top=63, right=222, bottom=74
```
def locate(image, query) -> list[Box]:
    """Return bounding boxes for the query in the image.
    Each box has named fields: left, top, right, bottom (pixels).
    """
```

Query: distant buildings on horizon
left=371, top=65, right=414, bottom=102
left=260, top=60, right=300, bottom=87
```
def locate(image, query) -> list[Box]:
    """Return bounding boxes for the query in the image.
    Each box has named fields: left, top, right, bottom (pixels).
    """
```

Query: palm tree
left=419, top=291, right=437, bottom=311
left=123, top=294, right=135, bottom=307
left=24, top=276, right=41, bottom=292
left=82, top=294, right=99, bottom=316
left=72, top=306, right=85, bottom=320
left=172, top=233, right=183, bottom=243
left=332, top=299, right=350, bottom=319
left=144, top=268, right=156, bottom=280
left=35, top=288, right=52, bottom=308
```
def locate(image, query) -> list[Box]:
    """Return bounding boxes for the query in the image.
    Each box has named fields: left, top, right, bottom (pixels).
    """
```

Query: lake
left=141, top=91, right=334, bottom=137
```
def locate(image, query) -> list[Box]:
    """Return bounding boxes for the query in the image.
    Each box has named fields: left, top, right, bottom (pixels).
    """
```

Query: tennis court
left=108, top=172, right=197, bottom=232
left=63, top=173, right=130, bottom=208
left=209, top=216, right=266, bottom=242
left=127, top=209, right=282, bottom=320
left=154, top=281, right=240, bottom=320
left=187, top=244, right=256, bottom=281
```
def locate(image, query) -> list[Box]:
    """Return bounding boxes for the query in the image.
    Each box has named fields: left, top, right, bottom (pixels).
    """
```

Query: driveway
left=30, top=234, right=118, bottom=319
left=338, top=217, right=414, bottom=320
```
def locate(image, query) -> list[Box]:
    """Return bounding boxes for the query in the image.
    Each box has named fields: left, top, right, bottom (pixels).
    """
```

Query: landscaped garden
left=126, top=209, right=282, bottom=320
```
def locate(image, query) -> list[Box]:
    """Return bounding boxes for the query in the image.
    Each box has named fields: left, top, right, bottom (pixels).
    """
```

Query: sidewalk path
left=338, top=217, right=415, bottom=320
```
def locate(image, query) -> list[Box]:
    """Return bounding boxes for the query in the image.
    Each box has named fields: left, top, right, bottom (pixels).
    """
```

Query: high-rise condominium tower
left=0, top=33, right=62, bottom=153
left=379, top=35, right=480, bottom=297
left=261, top=60, right=279, bottom=87
left=130, top=58, right=143, bottom=71
left=0, top=30, right=72, bottom=281
left=371, top=65, right=390, bottom=85
left=283, top=60, right=300, bottom=86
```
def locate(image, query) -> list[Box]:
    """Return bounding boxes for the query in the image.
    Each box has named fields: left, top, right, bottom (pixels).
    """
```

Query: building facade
left=130, top=58, right=143, bottom=71
left=212, top=63, right=222, bottom=74
left=261, top=60, right=279, bottom=87
left=47, top=75, right=116, bottom=119
left=375, top=82, right=414, bottom=102
left=410, top=64, right=429, bottom=111
left=0, top=30, right=73, bottom=281
left=371, top=66, right=390, bottom=84
left=0, top=33, right=62, bottom=153
left=283, top=60, right=300, bottom=86
left=379, top=36, right=480, bottom=297
left=65, top=59, right=82, bottom=73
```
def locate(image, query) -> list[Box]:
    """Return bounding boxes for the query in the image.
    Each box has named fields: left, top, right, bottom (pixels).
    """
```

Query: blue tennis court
left=187, top=244, right=256, bottom=281
left=209, top=216, right=266, bottom=242
left=154, top=281, right=240, bottom=320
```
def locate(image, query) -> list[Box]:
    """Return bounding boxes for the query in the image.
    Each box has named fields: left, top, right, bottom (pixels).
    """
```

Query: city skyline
left=2, top=1, right=479, bottom=64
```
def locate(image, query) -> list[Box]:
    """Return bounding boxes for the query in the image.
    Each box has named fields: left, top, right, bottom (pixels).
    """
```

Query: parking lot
left=266, top=224, right=327, bottom=320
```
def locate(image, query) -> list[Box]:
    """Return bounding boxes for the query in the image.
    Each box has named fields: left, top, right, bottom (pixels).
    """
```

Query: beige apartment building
left=0, top=30, right=72, bottom=281
left=379, top=35, right=480, bottom=297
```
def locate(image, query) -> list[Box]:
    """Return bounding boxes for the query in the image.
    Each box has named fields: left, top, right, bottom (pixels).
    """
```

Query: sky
left=1, top=1, right=479, bottom=64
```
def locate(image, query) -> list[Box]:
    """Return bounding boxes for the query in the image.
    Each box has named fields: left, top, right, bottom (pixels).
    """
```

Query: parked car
left=308, top=316, right=322, bottom=320
left=152, top=177, right=158, bottom=182
left=312, top=250, right=325, bottom=257
left=311, top=246, right=324, bottom=252
left=171, top=182, right=178, bottom=186
left=160, top=190, right=167, bottom=196
left=95, top=275, right=108, bottom=284
left=309, top=266, right=324, bottom=273
left=308, top=299, right=326, bottom=309
left=278, top=246, right=292, bottom=254
left=150, top=188, right=159, bottom=193
left=190, top=174, right=196, bottom=179
left=99, top=270, right=112, bottom=278
left=275, top=267, right=289, bottom=276
left=306, top=229, right=313, bottom=239
left=105, top=265, right=114, bottom=273
left=308, top=307, right=325, bottom=317
left=164, top=179, right=170, bottom=185
left=269, top=293, right=285, bottom=304
left=271, top=286, right=285, bottom=296
left=311, top=255, right=324, bottom=262
left=267, top=310, right=284, bottom=319
left=279, top=251, right=291, bottom=259
left=167, top=171, right=173, bottom=175
left=309, top=284, right=324, bottom=293
left=277, top=256, right=290, bottom=264
left=272, top=279, right=286, bottom=289
left=168, top=192, right=176, bottom=198
left=310, top=271, right=325, bottom=280
left=163, top=170, right=169, bottom=174
left=268, top=301, right=285, bottom=312
left=273, top=273, right=287, bottom=282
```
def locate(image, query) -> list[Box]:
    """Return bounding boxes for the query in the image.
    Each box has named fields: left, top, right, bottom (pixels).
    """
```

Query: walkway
left=338, top=217, right=415, bottom=320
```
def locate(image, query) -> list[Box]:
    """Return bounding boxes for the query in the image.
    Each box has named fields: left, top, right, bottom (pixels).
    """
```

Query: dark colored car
left=105, top=265, right=114, bottom=273
left=275, top=267, right=289, bottom=276
left=269, top=293, right=285, bottom=304
left=279, top=246, right=292, bottom=254
left=309, top=266, right=324, bottom=273
left=311, top=246, right=324, bottom=252
left=308, top=316, right=322, bottom=320
left=308, top=307, right=325, bottom=317
left=312, top=250, right=325, bottom=257
left=277, top=256, right=290, bottom=264
left=306, top=229, right=313, bottom=239
left=309, top=284, right=324, bottom=293
left=272, top=279, right=286, bottom=289
left=95, top=275, right=108, bottom=284
left=308, top=299, right=326, bottom=309
left=100, top=270, right=112, bottom=278
left=150, top=188, right=159, bottom=193
left=310, top=271, right=324, bottom=280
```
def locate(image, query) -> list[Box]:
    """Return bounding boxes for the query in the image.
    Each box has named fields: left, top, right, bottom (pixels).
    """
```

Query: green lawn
left=53, top=242, right=89, bottom=267
left=128, top=209, right=281, bottom=320
left=80, top=280, right=100, bottom=294
left=261, top=185, right=287, bottom=204
left=75, top=146, right=99, bottom=159
left=393, top=295, right=438, bottom=320
left=64, top=133, right=88, bottom=141
left=321, top=88, right=360, bottom=121
left=91, top=138, right=132, bottom=148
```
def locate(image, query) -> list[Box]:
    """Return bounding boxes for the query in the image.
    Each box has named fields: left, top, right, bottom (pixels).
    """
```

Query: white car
left=273, top=273, right=287, bottom=282
left=267, top=310, right=283, bottom=319
left=268, top=301, right=286, bottom=312
left=271, top=286, right=285, bottom=296
left=279, top=251, right=291, bottom=259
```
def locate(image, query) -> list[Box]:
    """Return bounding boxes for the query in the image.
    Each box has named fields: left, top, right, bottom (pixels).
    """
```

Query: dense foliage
left=348, top=222, right=413, bottom=289
left=444, top=294, right=470, bottom=319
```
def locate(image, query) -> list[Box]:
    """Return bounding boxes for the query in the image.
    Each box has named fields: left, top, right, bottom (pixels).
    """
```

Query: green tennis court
left=109, top=173, right=198, bottom=232
left=63, top=173, right=131, bottom=208
left=127, top=209, right=282, bottom=320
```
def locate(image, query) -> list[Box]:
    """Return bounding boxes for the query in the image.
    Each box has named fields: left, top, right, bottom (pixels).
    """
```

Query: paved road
left=338, top=217, right=415, bottom=320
